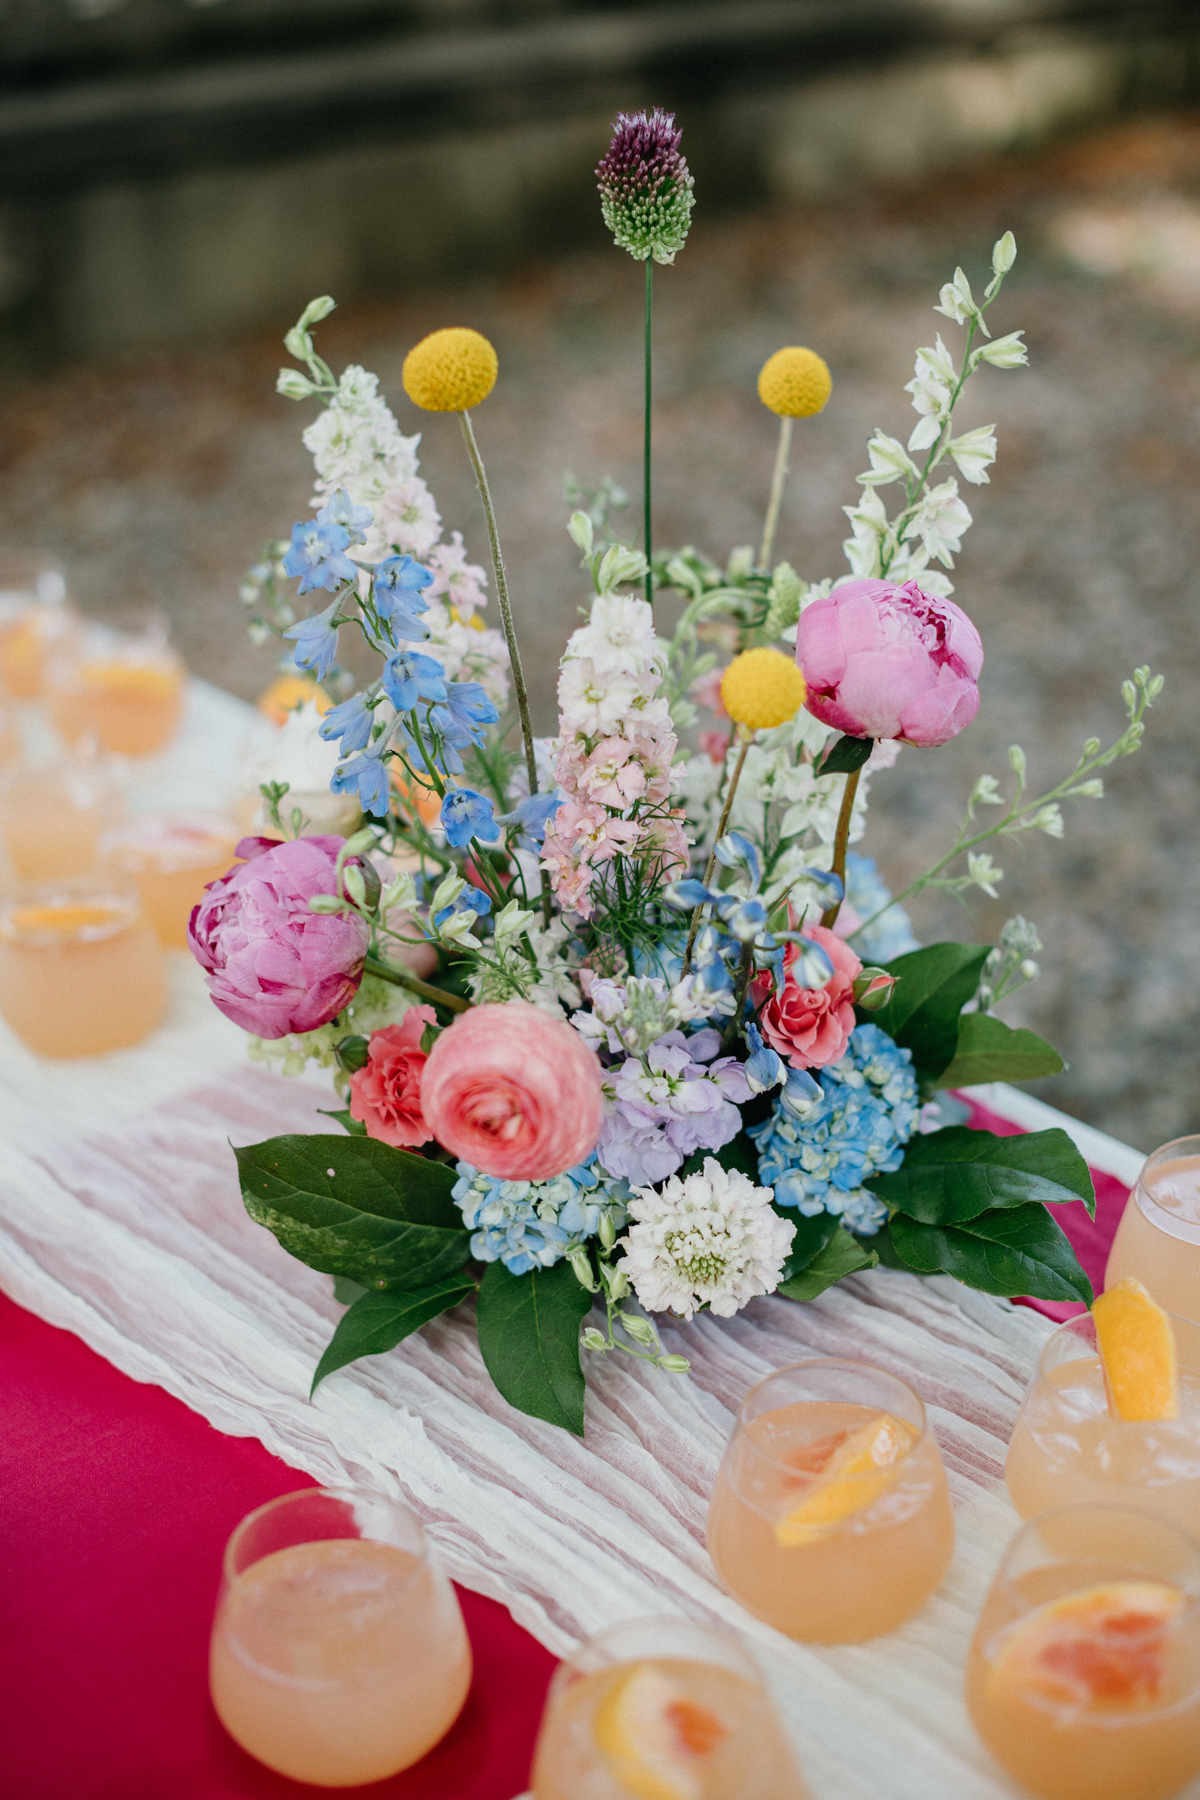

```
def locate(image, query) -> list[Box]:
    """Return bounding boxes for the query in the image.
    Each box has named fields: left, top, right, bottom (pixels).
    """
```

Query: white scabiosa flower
left=619, top=1158, right=795, bottom=1321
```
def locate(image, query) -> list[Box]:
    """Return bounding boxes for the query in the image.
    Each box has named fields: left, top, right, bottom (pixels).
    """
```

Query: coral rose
left=420, top=1000, right=604, bottom=1180
left=798, top=577, right=983, bottom=747
left=188, top=835, right=368, bottom=1039
left=349, top=1005, right=437, bottom=1148
left=751, top=925, right=861, bottom=1070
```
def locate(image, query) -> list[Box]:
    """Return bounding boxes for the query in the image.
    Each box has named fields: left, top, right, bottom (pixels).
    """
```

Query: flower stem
left=457, top=409, right=552, bottom=926
left=363, top=952, right=471, bottom=1013
left=682, top=727, right=754, bottom=974
left=821, top=767, right=861, bottom=929
left=644, top=258, right=654, bottom=613
left=759, top=414, right=793, bottom=572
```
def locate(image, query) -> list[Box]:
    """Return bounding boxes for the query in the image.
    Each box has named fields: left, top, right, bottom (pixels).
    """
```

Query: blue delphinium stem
left=644, top=258, right=653, bottom=613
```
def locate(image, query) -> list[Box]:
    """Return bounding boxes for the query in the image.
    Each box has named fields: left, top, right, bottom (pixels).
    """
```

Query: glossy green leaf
left=235, top=1134, right=469, bottom=1287
left=937, top=1011, right=1065, bottom=1088
left=778, top=1209, right=839, bottom=1279
left=817, top=734, right=874, bottom=776
left=318, top=1107, right=368, bottom=1136
left=866, top=943, right=990, bottom=1081
left=876, top=1125, right=1096, bottom=1221
left=890, top=1204, right=1093, bottom=1304
left=311, top=1275, right=476, bottom=1394
left=778, top=1225, right=878, bottom=1301
left=475, top=1261, right=594, bottom=1436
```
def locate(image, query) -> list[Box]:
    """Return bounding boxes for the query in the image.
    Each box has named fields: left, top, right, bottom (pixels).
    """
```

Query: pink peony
left=751, top=925, right=861, bottom=1070
left=420, top=1000, right=604, bottom=1179
left=349, top=1005, right=436, bottom=1148
left=798, top=577, right=983, bottom=747
left=188, top=835, right=369, bottom=1040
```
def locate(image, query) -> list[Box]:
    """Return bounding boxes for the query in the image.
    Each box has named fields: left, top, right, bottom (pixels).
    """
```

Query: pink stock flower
left=798, top=577, right=983, bottom=747
left=699, top=727, right=732, bottom=765
left=751, top=925, right=861, bottom=1070
left=348, top=1005, right=437, bottom=1148
left=421, top=1001, right=604, bottom=1179
left=188, top=836, right=369, bottom=1039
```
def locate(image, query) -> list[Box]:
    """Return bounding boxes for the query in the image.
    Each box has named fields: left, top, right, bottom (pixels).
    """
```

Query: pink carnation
left=188, top=836, right=368, bottom=1040
left=421, top=1001, right=604, bottom=1180
left=348, top=1005, right=436, bottom=1148
left=751, top=925, right=860, bottom=1070
left=798, top=577, right=983, bottom=747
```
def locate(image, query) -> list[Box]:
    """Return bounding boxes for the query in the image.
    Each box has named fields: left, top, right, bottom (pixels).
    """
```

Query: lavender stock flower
left=595, top=109, right=694, bottom=265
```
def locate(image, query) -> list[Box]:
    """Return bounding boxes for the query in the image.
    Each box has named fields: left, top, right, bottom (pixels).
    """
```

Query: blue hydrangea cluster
left=844, top=853, right=920, bottom=967
left=749, top=1023, right=919, bottom=1236
left=451, top=1156, right=631, bottom=1276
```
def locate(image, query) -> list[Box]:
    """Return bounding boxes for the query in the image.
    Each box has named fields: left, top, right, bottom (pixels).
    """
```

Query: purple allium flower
left=595, top=108, right=695, bottom=265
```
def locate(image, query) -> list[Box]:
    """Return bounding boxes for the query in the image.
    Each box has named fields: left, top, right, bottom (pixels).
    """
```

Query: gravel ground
left=1, top=115, right=1198, bottom=1151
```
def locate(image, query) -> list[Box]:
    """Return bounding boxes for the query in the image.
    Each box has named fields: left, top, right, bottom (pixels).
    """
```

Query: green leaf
left=318, top=1107, right=368, bottom=1136
left=817, top=734, right=874, bottom=776
left=311, top=1276, right=476, bottom=1394
left=877, top=1125, right=1096, bottom=1221
left=866, top=942, right=990, bottom=1081
left=937, top=1011, right=1065, bottom=1088
left=235, top=1134, right=469, bottom=1287
left=332, top=1274, right=368, bottom=1304
left=475, top=1261, right=593, bottom=1436
left=778, top=1225, right=878, bottom=1301
left=679, top=1135, right=760, bottom=1183
left=890, top=1204, right=1093, bottom=1305
left=778, top=1208, right=839, bottom=1279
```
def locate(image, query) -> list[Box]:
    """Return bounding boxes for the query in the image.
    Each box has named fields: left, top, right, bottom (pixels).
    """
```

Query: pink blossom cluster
left=541, top=591, right=689, bottom=918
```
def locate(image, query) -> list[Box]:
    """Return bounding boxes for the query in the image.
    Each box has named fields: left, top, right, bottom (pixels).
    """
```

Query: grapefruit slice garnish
left=7, top=902, right=126, bottom=938
left=774, top=1411, right=918, bottom=1548
left=594, top=1662, right=731, bottom=1800
left=990, top=1581, right=1184, bottom=1713
left=1094, top=1277, right=1178, bottom=1421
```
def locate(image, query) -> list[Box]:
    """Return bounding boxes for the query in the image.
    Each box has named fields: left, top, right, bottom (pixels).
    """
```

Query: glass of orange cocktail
left=0, top=878, right=166, bottom=1056
left=48, top=608, right=185, bottom=757
left=100, top=814, right=240, bottom=947
left=0, top=551, right=75, bottom=700
left=530, top=1616, right=808, bottom=1800
left=1106, top=1138, right=1200, bottom=1324
left=0, top=759, right=117, bottom=881
left=967, top=1503, right=1200, bottom=1800
left=1006, top=1296, right=1200, bottom=1533
left=209, top=1486, right=472, bottom=1788
left=706, top=1359, right=954, bottom=1642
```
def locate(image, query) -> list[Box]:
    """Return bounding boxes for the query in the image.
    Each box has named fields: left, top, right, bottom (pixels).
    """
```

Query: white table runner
left=0, top=681, right=1166, bottom=1800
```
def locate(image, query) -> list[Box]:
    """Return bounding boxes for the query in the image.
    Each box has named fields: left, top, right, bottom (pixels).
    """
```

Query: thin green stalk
left=363, top=953, right=471, bottom=1013
left=682, top=729, right=753, bottom=974
left=820, top=768, right=861, bottom=929
left=644, top=258, right=653, bottom=612
left=759, top=415, right=793, bottom=572
left=457, top=409, right=552, bottom=925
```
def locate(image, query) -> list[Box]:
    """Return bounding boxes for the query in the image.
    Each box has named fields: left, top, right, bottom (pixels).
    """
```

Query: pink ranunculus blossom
left=188, top=835, right=369, bottom=1040
left=751, top=924, right=861, bottom=1070
left=420, top=1000, right=604, bottom=1180
left=348, top=1005, right=437, bottom=1148
left=798, top=577, right=983, bottom=747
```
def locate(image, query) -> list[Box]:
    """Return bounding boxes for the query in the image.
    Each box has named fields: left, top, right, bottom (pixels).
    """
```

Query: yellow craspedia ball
left=402, top=327, right=498, bottom=412
left=720, top=647, right=807, bottom=731
left=757, top=346, right=832, bottom=419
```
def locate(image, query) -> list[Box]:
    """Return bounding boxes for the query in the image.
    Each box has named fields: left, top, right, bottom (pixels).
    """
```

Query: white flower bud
left=569, top=1251, right=599, bottom=1292
left=276, top=368, right=317, bottom=400
left=1083, top=737, right=1101, bottom=756
left=1008, top=744, right=1027, bottom=780
left=308, top=895, right=346, bottom=914
left=580, top=1327, right=608, bottom=1351
left=992, top=231, right=1017, bottom=275
left=619, top=1312, right=656, bottom=1346
left=298, top=295, right=336, bottom=328
left=658, top=1355, right=691, bottom=1375
left=599, top=1211, right=617, bottom=1250
left=567, top=511, right=594, bottom=553
left=1020, top=960, right=1039, bottom=980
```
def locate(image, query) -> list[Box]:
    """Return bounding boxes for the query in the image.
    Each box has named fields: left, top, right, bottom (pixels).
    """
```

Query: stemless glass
left=0, top=550, right=75, bottom=700
left=707, top=1359, right=954, bottom=1642
left=48, top=607, right=185, bottom=757
left=100, top=813, right=239, bottom=947
left=209, top=1487, right=472, bottom=1788
left=1006, top=1309, right=1200, bottom=1531
left=0, top=757, right=117, bottom=880
left=530, top=1616, right=808, bottom=1800
left=966, top=1504, right=1200, bottom=1800
left=0, top=877, right=166, bottom=1056
left=1106, top=1138, right=1200, bottom=1323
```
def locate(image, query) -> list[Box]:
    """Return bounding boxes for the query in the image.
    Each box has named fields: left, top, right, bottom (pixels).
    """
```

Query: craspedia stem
left=682, top=727, right=754, bottom=975
left=457, top=409, right=553, bottom=926
left=759, top=415, right=793, bottom=572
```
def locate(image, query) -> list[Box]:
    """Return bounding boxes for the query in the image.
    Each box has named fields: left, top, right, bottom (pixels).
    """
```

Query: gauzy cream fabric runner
left=0, top=681, right=1165, bottom=1800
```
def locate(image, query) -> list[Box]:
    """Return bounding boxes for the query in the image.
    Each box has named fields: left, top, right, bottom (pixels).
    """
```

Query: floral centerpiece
left=200, top=110, right=1160, bottom=1435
